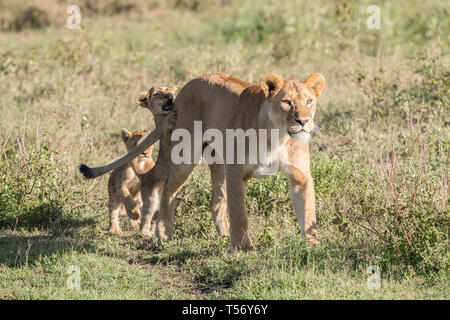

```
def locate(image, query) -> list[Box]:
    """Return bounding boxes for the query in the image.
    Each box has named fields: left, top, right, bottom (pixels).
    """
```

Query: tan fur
left=107, top=129, right=154, bottom=234
left=133, top=86, right=178, bottom=176
left=135, top=85, right=229, bottom=237
left=106, top=86, right=177, bottom=234
left=80, top=73, right=325, bottom=251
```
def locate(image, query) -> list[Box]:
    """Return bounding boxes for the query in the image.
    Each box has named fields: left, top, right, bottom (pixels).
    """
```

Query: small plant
left=219, top=7, right=288, bottom=45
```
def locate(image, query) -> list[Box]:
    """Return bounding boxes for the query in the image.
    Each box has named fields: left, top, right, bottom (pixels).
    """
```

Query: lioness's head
left=261, top=73, right=325, bottom=142
left=136, top=86, right=177, bottom=116
left=120, top=128, right=154, bottom=159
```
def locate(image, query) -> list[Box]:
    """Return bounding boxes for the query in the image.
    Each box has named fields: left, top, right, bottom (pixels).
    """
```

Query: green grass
left=0, top=0, right=448, bottom=299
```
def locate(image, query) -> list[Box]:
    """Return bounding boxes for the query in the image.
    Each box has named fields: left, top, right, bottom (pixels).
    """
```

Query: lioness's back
left=174, top=74, right=252, bottom=131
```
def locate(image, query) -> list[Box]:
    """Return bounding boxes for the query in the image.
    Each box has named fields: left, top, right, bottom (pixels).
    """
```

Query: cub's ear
left=304, top=73, right=325, bottom=99
left=121, top=128, right=131, bottom=142
left=136, top=91, right=148, bottom=106
left=261, top=73, right=284, bottom=100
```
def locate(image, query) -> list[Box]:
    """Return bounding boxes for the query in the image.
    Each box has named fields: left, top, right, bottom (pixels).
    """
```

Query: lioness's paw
left=156, top=224, right=173, bottom=242
left=228, top=244, right=256, bottom=254
left=228, top=235, right=255, bottom=253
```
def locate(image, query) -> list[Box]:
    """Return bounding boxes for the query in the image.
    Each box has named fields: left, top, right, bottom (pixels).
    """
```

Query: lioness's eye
left=306, top=99, right=313, bottom=105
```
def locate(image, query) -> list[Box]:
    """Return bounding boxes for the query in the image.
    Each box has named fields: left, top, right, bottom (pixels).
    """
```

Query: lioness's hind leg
left=209, top=163, right=229, bottom=237
left=226, top=167, right=255, bottom=252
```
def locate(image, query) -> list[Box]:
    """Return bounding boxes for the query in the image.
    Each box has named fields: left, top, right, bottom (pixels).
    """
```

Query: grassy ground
left=0, top=0, right=448, bottom=299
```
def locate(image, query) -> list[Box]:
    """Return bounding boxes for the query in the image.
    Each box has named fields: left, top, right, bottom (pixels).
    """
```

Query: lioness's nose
left=295, top=118, right=309, bottom=126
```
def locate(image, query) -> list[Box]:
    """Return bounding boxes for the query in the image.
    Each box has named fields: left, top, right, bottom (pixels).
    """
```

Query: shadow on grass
left=0, top=201, right=99, bottom=268
left=134, top=238, right=221, bottom=266
left=0, top=201, right=97, bottom=232
left=0, top=233, right=97, bottom=268
left=132, top=237, right=257, bottom=292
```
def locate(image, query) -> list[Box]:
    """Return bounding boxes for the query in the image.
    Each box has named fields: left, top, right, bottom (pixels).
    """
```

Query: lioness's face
left=136, top=86, right=177, bottom=116
left=120, top=129, right=154, bottom=159
left=261, top=73, right=325, bottom=143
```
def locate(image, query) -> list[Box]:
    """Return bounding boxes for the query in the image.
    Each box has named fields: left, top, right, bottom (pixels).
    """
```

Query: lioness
left=107, top=129, right=154, bottom=234
left=80, top=73, right=325, bottom=251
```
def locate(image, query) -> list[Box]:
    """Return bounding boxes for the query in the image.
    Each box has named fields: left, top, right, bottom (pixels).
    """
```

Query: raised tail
left=78, top=126, right=162, bottom=179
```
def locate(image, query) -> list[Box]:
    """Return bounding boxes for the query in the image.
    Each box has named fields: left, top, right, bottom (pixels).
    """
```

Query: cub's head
left=120, top=128, right=154, bottom=159
left=261, top=73, right=325, bottom=142
left=136, top=86, right=177, bottom=116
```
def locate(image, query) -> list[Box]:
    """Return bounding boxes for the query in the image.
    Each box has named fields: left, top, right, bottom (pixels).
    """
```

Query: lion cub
left=107, top=129, right=154, bottom=234
left=135, top=86, right=177, bottom=119
left=107, top=86, right=177, bottom=234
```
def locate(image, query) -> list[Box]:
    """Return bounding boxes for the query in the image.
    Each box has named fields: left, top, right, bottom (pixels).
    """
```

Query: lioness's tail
left=79, top=126, right=162, bottom=179
left=79, top=164, right=97, bottom=179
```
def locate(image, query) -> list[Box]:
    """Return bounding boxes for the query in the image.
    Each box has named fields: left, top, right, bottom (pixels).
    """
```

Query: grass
left=0, top=0, right=449, bottom=299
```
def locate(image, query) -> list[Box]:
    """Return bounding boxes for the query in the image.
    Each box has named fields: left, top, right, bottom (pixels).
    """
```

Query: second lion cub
left=108, top=128, right=154, bottom=234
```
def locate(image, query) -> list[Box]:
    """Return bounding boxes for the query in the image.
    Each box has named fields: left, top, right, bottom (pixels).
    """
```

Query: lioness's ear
left=261, top=74, right=284, bottom=100
left=304, top=73, right=325, bottom=99
left=121, top=128, right=131, bottom=142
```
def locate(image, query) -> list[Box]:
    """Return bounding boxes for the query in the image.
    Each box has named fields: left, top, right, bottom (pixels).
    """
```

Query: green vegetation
left=0, top=0, right=448, bottom=299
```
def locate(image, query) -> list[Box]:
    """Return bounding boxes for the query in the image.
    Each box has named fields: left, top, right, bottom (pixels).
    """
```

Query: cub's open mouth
left=162, top=99, right=174, bottom=112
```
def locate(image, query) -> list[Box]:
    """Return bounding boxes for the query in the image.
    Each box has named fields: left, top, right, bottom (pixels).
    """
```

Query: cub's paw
left=127, top=207, right=141, bottom=220
left=130, top=219, right=141, bottom=231
left=109, top=226, right=122, bottom=235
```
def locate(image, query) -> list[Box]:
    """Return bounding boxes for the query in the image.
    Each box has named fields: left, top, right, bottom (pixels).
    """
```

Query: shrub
left=80, top=0, right=139, bottom=16
left=350, top=46, right=449, bottom=119
left=313, top=120, right=449, bottom=275
left=0, top=131, right=90, bottom=230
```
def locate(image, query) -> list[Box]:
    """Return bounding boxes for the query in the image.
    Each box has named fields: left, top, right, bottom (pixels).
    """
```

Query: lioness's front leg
left=288, top=169, right=318, bottom=245
left=226, top=167, right=255, bottom=252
